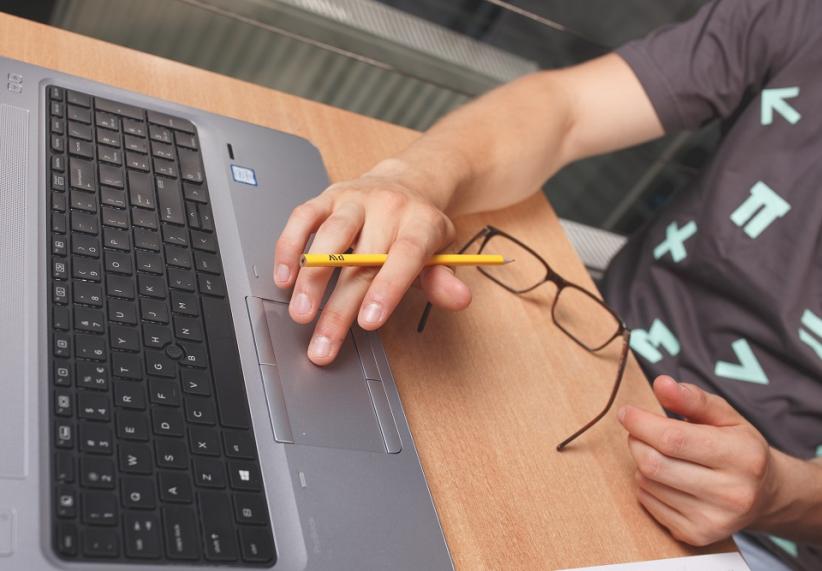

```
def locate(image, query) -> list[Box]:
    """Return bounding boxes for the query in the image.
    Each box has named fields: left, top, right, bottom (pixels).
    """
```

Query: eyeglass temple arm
left=556, top=329, right=631, bottom=451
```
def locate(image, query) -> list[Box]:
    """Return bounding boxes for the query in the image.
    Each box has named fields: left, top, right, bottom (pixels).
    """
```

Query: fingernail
left=275, top=264, right=290, bottom=283
left=309, top=335, right=332, bottom=358
left=618, top=406, right=628, bottom=422
left=292, top=292, right=311, bottom=316
left=361, top=302, right=383, bottom=325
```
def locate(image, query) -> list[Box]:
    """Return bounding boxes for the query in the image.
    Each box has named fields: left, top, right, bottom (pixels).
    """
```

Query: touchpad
left=259, top=299, right=384, bottom=453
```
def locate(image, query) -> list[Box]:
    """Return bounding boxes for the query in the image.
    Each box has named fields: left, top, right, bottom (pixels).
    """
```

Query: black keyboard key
left=70, top=189, right=96, bottom=212
left=101, top=206, right=129, bottom=229
left=94, top=97, right=144, bottom=120
left=116, top=411, right=149, bottom=441
left=178, top=148, right=204, bottom=183
left=52, top=153, right=66, bottom=172
left=99, top=163, right=124, bottom=188
left=66, top=90, right=91, bottom=107
left=239, top=527, right=276, bottom=564
left=118, top=443, right=153, bottom=475
left=133, top=227, right=161, bottom=251
left=141, top=300, right=169, bottom=324
left=128, top=170, right=155, bottom=209
left=54, top=332, right=71, bottom=358
left=124, top=134, right=148, bottom=153
left=78, top=391, right=110, bottom=420
left=122, top=118, right=145, bottom=137
left=73, top=282, right=103, bottom=307
left=69, top=157, right=95, bottom=191
left=95, top=112, right=118, bottom=131
left=199, top=492, right=239, bottom=562
left=54, top=390, right=72, bottom=418
left=154, top=157, right=177, bottom=178
left=52, top=236, right=68, bottom=257
left=162, top=223, right=188, bottom=246
left=156, top=177, right=184, bottom=224
left=161, top=506, right=200, bottom=560
left=126, top=151, right=150, bottom=171
left=148, top=123, right=172, bottom=144
left=82, top=491, right=118, bottom=525
left=143, top=323, right=172, bottom=349
left=75, top=333, right=107, bottom=360
left=98, top=145, right=122, bottom=165
left=105, top=251, right=133, bottom=275
left=52, top=172, right=67, bottom=191
left=67, top=121, right=92, bottom=140
left=71, top=211, right=98, bottom=235
left=76, top=361, right=108, bottom=389
left=132, top=207, right=158, bottom=230
left=174, top=316, right=201, bottom=341
left=233, top=493, right=268, bottom=525
left=175, top=131, right=198, bottom=150
left=67, top=105, right=91, bottom=124
left=171, top=291, right=198, bottom=316
left=108, top=299, right=138, bottom=325
left=54, top=360, right=72, bottom=386
left=181, top=370, right=211, bottom=397
left=53, top=258, right=68, bottom=280
left=191, top=230, right=216, bottom=252
left=55, top=420, right=74, bottom=448
left=52, top=211, right=67, bottom=233
left=55, top=451, right=75, bottom=483
left=151, top=140, right=174, bottom=160
left=53, top=306, right=71, bottom=331
left=152, top=407, right=184, bottom=437
left=185, top=201, right=199, bottom=228
left=199, top=204, right=214, bottom=231
left=110, top=324, right=140, bottom=352
left=80, top=456, right=115, bottom=489
left=72, top=256, right=102, bottom=281
left=100, top=187, right=126, bottom=208
left=169, top=269, right=195, bottom=292
left=124, top=512, right=162, bottom=559
left=68, top=138, right=94, bottom=159
left=223, top=431, right=257, bottom=460
left=82, top=528, right=119, bottom=558
left=112, top=352, right=142, bottom=380
left=103, top=227, right=130, bottom=251
left=159, top=472, right=193, bottom=504
left=51, top=134, right=65, bottom=153
left=138, top=274, right=166, bottom=298
left=183, top=182, right=208, bottom=203
left=149, top=378, right=180, bottom=406
left=193, top=458, right=225, bottom=488
left=184, top=397, right=216, bottom=425
left=79, top=423, right=113, bottom=455
left=97, top=129, right=122, bottom=149
left=51, top=191, right=67, bottom=213
left=202, top=296, right=250, bottom=428
left=72, top=232, right=100, bottom=258
left=198, top=274, right=225, bottom=297
left=51, top=100, right=64, bottom=117
left=155, top=438, right=188, bottom=469
left=113, top=381, right=146, bottom=410
left=165, top=245, right=191, bottom=269
left=147, top=110, right=195, bottom=134
left=228, top=462, right=262, bottom=492
left=179, top=342, right=207, bottom=368
left=56, top=487, right=77, bottom=518
left=188, top=426, right=220, bottom=456
left=49, top=86, right=64, bottom=101
left=136, top=251, right=163, bottom=274
left=121, top=476, right=156, bottom=509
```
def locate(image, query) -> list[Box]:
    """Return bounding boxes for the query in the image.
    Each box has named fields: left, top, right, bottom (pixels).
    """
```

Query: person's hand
left=274, top=161, right=472, bottom=365
left=618, top=375, right=778, bottom=546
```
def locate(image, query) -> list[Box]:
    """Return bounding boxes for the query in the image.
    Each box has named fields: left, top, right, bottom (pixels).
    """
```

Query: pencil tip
left=503, top=258, right=516, bottom=264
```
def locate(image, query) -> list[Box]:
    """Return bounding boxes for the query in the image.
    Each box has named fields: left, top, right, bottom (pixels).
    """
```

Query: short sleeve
left=617, top=0, right=808, bottom=131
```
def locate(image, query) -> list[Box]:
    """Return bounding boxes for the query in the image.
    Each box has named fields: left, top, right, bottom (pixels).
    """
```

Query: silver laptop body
left=0, top=56, right=452, bottom=570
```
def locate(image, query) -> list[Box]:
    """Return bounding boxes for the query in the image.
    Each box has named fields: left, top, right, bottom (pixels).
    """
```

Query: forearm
left=755, top=450, right=822, bottom=544
left=366, top=53, right=664, bottom=218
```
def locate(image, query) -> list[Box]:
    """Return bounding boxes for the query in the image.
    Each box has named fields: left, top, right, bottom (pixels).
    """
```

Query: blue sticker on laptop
left=231, top=165, right=258, bottom=186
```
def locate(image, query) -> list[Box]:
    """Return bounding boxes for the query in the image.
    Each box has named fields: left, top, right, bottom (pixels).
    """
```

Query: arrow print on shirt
left=761, top=86, right=801, bottom=125
left=714, top=338, right=769, bottom=384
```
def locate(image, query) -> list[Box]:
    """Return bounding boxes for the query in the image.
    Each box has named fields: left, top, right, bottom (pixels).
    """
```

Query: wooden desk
left=2, top=12, right=733, bottom=569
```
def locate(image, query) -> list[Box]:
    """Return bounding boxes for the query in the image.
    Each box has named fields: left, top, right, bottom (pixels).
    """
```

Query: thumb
left=419, top=265, right=472, bottom=311
left=652, top=375, right=743, bottom=427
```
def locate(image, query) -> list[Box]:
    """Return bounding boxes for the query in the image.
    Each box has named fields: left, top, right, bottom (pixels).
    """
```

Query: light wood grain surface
left=2, top=11, right=733, bottom=569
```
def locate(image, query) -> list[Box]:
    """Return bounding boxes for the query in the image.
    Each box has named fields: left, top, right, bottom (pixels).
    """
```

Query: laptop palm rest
left=246, top=297, right=386, bottom=453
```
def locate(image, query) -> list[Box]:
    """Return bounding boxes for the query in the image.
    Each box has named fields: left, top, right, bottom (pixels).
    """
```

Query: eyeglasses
left=417, top=226, right=631, bottom=451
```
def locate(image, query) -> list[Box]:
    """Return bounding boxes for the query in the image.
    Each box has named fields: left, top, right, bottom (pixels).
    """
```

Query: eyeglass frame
left=416, top=225, right=632, bottom=451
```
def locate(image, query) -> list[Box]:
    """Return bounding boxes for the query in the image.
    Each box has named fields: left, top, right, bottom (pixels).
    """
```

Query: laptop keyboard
left=46, top=85, right=276, bottom=565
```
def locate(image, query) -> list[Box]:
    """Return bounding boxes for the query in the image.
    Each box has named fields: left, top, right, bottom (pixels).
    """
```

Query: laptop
left=0, top=56, right=453, bottom=570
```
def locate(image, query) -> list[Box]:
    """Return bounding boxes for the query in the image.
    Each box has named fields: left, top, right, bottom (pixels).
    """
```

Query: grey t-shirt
left=601, top=0, right=822, bottom=566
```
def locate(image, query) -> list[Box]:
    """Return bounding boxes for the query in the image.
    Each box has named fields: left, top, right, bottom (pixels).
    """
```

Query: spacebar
left=202, top=296, right=251, bottom=429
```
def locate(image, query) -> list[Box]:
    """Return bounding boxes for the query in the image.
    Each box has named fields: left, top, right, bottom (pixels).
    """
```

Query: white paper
left=557, top=552, right=750, bottom=571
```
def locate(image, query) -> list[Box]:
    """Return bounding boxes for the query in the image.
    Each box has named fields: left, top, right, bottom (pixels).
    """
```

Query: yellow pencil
left=300, top=253, right=513, bottom=267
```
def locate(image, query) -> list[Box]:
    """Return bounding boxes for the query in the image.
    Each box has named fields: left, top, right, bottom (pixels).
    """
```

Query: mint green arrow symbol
left=761, top=87, right=801, bottom=125
left=714, top=338, right=768, bottom=384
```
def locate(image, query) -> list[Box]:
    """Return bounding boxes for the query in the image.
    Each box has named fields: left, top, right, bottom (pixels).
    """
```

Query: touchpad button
left=261, top=300, right=384, bottom=453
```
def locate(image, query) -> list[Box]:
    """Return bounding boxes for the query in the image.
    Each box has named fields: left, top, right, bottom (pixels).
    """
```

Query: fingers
left=288, top=201, right=365, bottom=324
left=618, top=404, right=730, bottom=468
left=652, top=375, right=742, bottom=427
left=635, top=487, right=698, bottom=545
left=274, top=198, right=332, bottom=288
left=627, top=436, right=726, bottom=498
left=356, top=227, right=441, bottom=330
left=419, top=266, right=472, bottom=311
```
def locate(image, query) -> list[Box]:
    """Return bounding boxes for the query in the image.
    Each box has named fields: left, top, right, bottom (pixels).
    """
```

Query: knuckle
left=660, top=428, right=687, bottom=456
left=394, top=236, right=428, bottom=260
left=292, top=201, right=321, bottom=221
left=637, top=449, right=663, bottom=478
left=315, top=307, right=351, bottom=339
left=725, top=487, right=757, bottom=515
left=374, top=188, right=409, bottom=210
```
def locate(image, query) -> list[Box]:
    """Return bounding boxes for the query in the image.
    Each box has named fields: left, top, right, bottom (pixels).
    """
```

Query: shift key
left=70, top=157, right=96, bottom=191
left=156, top=177, right=184, bottom=224
left=199, top=492, right=239, bottom=561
